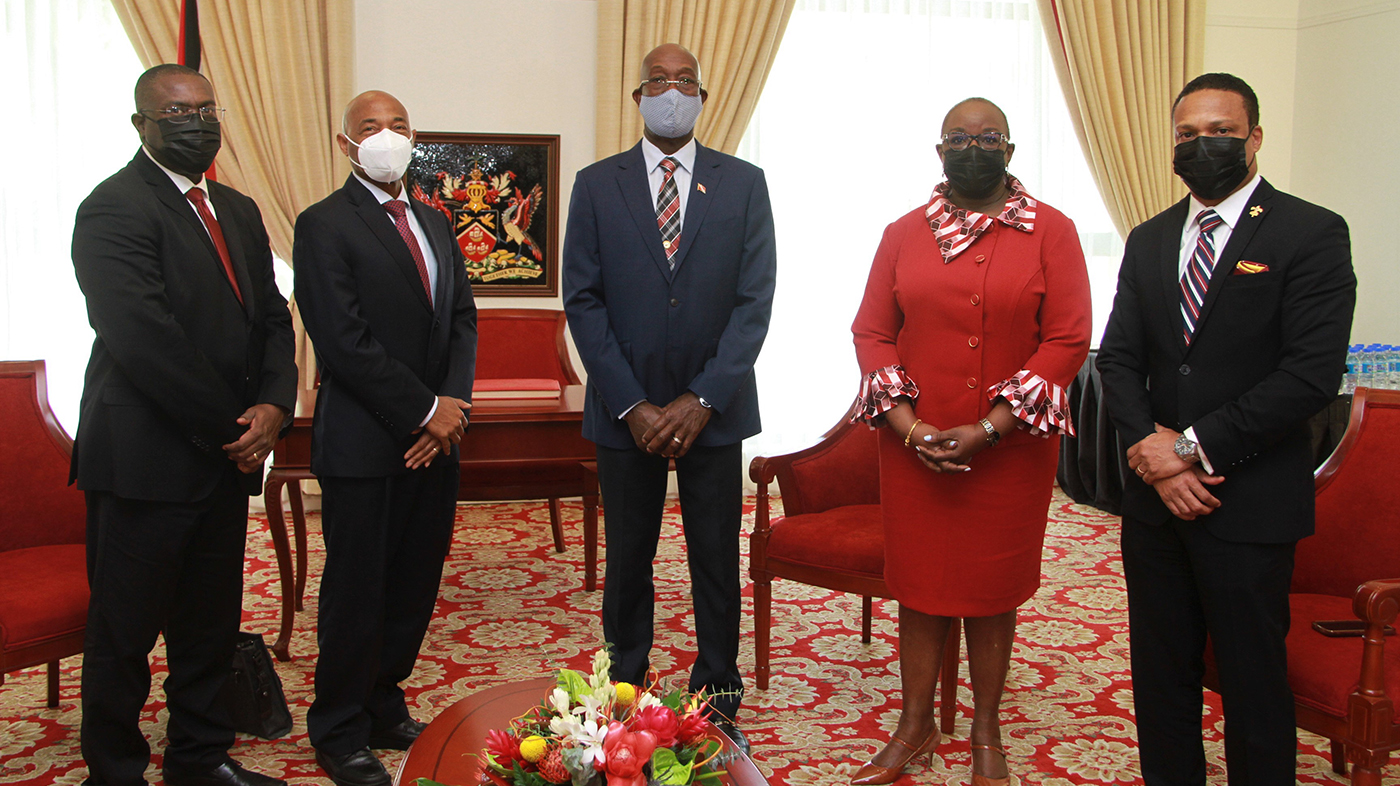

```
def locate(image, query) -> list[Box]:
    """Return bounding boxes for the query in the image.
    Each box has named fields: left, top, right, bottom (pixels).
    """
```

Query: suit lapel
left=1187, top=180, right=1273, bottom=351
left=347, top=176, right=434, bottom=313
left=136, top=153, right=248, bottom=314
left=411, top=198, right=454, bottom=313
left=669, top=144, right=722, bottom=274
left=208, top=186, right=255, bottom=318
left=1157, top=198, right=1192, bottom=356
left=616, top=144, right=674, bottom=280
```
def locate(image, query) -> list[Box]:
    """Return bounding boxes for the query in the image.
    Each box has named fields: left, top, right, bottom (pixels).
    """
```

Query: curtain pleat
left=1037, top=0, right=1206, bottom=239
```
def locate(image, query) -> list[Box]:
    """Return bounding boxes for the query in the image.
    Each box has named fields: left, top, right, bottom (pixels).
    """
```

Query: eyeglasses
left=140, top=106, right=227, bottom=125
left=941, top=131, right=1010, bottom=151
left=638, top=77, right=703, bottom=96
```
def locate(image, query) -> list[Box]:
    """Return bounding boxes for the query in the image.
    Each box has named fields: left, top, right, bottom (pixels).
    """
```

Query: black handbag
left=219, top=631, right=293, bottom=739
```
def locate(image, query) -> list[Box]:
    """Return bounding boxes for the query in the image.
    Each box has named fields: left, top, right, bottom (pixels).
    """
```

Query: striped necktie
left=1180, top=209, right=1224, bottom=344
left=656, top=156, right=681, bottom=268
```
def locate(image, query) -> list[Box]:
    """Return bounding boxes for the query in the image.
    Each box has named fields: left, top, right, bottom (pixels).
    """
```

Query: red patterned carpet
left=0, top=489, right=1391, bottom=785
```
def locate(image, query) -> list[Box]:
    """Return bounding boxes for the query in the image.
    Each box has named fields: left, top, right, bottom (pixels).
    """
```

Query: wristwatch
left=978, top=418, right=1001, bottom=447
left=1174, top=433, right=1201, bottom=464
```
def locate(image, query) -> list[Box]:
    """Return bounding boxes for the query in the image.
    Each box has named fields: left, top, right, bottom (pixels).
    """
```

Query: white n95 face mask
left=349, top=128, right=414, bottom=183
left=639, top=90, right=704, bottom=139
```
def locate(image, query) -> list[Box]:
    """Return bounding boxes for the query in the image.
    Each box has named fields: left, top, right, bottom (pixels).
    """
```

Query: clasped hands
left=623, top=392, right=712, bottom=459
left=1127, top=424, right=1224, bottom=521
left=405, top=396, right=473, bottom=469
left=222, top=403, right=289, bottom=474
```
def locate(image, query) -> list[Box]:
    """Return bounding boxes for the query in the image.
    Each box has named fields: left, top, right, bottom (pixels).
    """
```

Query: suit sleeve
left=440, top=219, right=478, bottom=403
left=686, top=169, right=778, bottom=413
left=1190, top=213, right=1355, bottom=469
left=292, top=207, right=438, bottom=441
left=71, top=185, right=248, bottom=451
left=242, top=197, right=297, bottom=414
left=562, top=173, right=650, bottom=416
left=1095, top=225, right=1160, bottom=449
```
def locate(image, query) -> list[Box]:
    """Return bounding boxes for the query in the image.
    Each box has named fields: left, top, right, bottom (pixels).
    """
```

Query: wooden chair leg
left=938, top=618, right=961, bottom=735
left=1331, top=739, right=1347, bottom=775
left=47, top=660, right=60, bottom=708
left=549, top=498, right=566, bottom=553
left=1348, top=743, right=1388, bottom=786
left=262, top=475, right=296, bottom=662
left=861, top=596, right=873, bottom=644
left=755, top=576, right=773, bottom=690
left=288, top=481, right=308, bottom=612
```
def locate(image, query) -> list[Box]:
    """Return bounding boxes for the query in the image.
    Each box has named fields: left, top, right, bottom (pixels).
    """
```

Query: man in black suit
left=562, top=43, right=776, bottom=752
left=1097, top=73, right=1355, bottom=785
left=71, top=64, right=296, bottom=786
left=293, top=90, right=477, bottom=786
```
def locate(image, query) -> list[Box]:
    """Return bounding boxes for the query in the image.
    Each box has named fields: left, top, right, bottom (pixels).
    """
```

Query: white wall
left=353, top=0, right=598, bottom=315
left=1290, top=0, right=1400, bottom=342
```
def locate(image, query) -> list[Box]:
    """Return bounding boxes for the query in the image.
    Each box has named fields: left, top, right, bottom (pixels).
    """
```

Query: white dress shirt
left=1176, top=173, right=1263, bottom=473
left=353, top=171, right=442, bottom=426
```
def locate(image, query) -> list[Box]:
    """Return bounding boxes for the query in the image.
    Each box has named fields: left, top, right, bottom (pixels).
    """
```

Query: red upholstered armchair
left=468, top=308, right=584, bottom=551
left=0, top=361, right=89, bottom=708
left=1205, top=388, right=1400, bottom=784
left=749, top=409, right=960, bottom=735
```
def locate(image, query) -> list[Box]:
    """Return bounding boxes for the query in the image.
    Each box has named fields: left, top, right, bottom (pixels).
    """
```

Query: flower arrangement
left=474, top=649, right=724, bottom=786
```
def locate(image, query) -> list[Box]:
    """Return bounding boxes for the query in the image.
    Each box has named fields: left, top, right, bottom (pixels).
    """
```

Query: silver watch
left=1174, top=433, right=1200, bottom=463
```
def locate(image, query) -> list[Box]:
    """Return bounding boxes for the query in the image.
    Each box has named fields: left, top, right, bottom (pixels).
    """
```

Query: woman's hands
left=905, top=398, right=1019, bottom=474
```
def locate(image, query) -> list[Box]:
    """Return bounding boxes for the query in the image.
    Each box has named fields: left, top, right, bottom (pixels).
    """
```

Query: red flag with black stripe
left=177, top=0, right=216, bottom=180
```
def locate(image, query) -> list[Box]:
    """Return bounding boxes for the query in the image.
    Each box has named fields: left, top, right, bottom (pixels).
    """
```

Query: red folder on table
left=472, top=378, right=563, bottom=400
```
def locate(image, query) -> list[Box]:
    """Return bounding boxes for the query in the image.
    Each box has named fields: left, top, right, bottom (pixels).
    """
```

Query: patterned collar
left=924, top=176, right=1037, bottom=263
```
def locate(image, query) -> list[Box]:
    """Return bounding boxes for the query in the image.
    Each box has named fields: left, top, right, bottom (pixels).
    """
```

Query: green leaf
left=556, top=668, right=591, bottom=702
left=413, top=780, right=451, bottom=786
left=650, top=747, right=695, bottom=785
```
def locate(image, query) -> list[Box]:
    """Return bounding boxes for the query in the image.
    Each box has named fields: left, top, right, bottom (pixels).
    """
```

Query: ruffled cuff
left=850, top=365, right=920, bottom=424
left=987, top=370, right=1075, bottom=437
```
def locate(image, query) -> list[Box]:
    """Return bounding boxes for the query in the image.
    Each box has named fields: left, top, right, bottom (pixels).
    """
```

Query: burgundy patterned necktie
left=384, top=200, right=433, bottom=304
left=185, top=187, right=244, bottom=305
left=656, top=157, right=681, bottom=268
left=1180, top=209, right=1224, bottom=344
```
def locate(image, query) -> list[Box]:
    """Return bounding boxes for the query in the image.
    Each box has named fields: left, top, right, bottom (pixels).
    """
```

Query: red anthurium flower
left=602, top=721, right=657, bottom=786
left=630, top=704, right=681, bottom=748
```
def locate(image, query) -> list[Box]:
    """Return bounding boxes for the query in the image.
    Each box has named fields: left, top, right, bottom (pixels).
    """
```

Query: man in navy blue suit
left=563, top=43, right=776, bottom=752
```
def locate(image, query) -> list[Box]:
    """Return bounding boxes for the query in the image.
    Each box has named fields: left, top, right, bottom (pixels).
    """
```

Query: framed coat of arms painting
left=407, top=132, right=561, bottom=297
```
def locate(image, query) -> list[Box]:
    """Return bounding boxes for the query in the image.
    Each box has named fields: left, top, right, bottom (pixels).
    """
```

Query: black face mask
left=1173, top=134, right=1251, bottom=201
left=150, top=116, right=222, bottom=176
left=943, top=146, right=1008, bottom=201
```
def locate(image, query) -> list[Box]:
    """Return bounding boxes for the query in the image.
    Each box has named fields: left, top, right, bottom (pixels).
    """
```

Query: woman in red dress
left=848, top=98, right=1091, bottom=785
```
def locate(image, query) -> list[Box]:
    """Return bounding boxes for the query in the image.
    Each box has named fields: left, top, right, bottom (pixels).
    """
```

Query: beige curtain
left=110, top=0, right=353, bottom=401
left=594, top=0, right=797, bottom=158
left=1036, top=0, right=1206, bottom=239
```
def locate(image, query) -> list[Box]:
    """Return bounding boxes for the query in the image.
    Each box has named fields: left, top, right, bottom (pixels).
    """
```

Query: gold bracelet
left=903, top=418, right=923, bottom=447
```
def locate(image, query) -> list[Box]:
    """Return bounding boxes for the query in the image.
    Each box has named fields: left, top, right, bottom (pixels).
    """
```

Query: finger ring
left=431, top=447, right=439, bottom=453
left=1137, top=466, right=1145, bottom=475
left=672, top=436, right=683, bottom=444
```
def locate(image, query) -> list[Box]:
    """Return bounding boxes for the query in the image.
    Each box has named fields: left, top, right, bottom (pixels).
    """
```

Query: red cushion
left=766, top=504, right=884, bottom=577
left=0, top=545, right=88, bottom=651
left=1285, top=593, right=1400, bottom=718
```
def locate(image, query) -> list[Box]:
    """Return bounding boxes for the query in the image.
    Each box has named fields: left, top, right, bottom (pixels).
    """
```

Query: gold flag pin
left=1249, top=205, right=1263, bottom=218
left=697, top=183, right=707, bottom=194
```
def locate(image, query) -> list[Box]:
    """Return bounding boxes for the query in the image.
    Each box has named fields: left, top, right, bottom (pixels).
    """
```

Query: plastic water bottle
left=1385, top=344, right=1398, bottom=390
left=1343, top=344, right=1360, bottom=394
left=1359, top=345, right=1375, bottom=390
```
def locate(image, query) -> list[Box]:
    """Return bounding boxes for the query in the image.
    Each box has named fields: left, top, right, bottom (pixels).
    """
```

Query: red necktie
left=656, top=157, right=681, bottom=267
left=384, top=200, right=433, bottom=303
left=185, top=187, right=244, bottom=305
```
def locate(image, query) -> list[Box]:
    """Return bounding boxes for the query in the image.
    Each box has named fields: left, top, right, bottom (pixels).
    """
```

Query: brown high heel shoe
left=851, top=727, right=942, bottom=785
left=970, top=743, right=1010, bottom=786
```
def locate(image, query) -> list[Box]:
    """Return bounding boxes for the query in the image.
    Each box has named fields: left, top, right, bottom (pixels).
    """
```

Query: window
left=3, top=0, right=145, bottom=432
left=737, top=0, right=1120, bottom=461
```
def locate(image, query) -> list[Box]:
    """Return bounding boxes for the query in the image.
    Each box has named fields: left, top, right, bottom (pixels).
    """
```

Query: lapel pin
left=696, top=183, right=706, bottom=194
left=1249, top=205, right=1263, bottom=218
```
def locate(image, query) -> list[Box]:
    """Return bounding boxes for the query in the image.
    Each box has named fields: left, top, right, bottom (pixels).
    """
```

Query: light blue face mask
left=639, top=90, right=704, bottom=139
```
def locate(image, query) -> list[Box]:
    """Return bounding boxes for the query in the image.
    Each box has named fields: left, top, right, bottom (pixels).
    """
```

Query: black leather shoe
left=715, top=721, right=751, bottom=756
left=315, top=747, right=391, bottom=786
left=367, top=717, right=428, bottom=750
left=162, top=761, right=287, bottom=786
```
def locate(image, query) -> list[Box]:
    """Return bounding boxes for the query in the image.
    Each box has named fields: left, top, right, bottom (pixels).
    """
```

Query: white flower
left=572, top=717, right=610, bottom=769
left=549, top=687, right=572, bottom=716
left=574, top=692, right=608, bottom=723
left=635, top=692, right=661, bottom=710
left=590, top=649, right=612, bottom=690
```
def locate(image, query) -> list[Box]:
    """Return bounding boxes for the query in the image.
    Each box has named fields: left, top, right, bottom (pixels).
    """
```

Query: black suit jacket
left=293, top=175, right=477, bottom=478
left=70, top=149, right=298, bottom=502
left=562, top=142, right=777, bottom=450
left=1097, top=178, right=1355, bottom=542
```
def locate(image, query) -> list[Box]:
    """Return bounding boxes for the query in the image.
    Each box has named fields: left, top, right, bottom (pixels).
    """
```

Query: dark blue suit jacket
left=563, top=142, right=776, bottom=450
